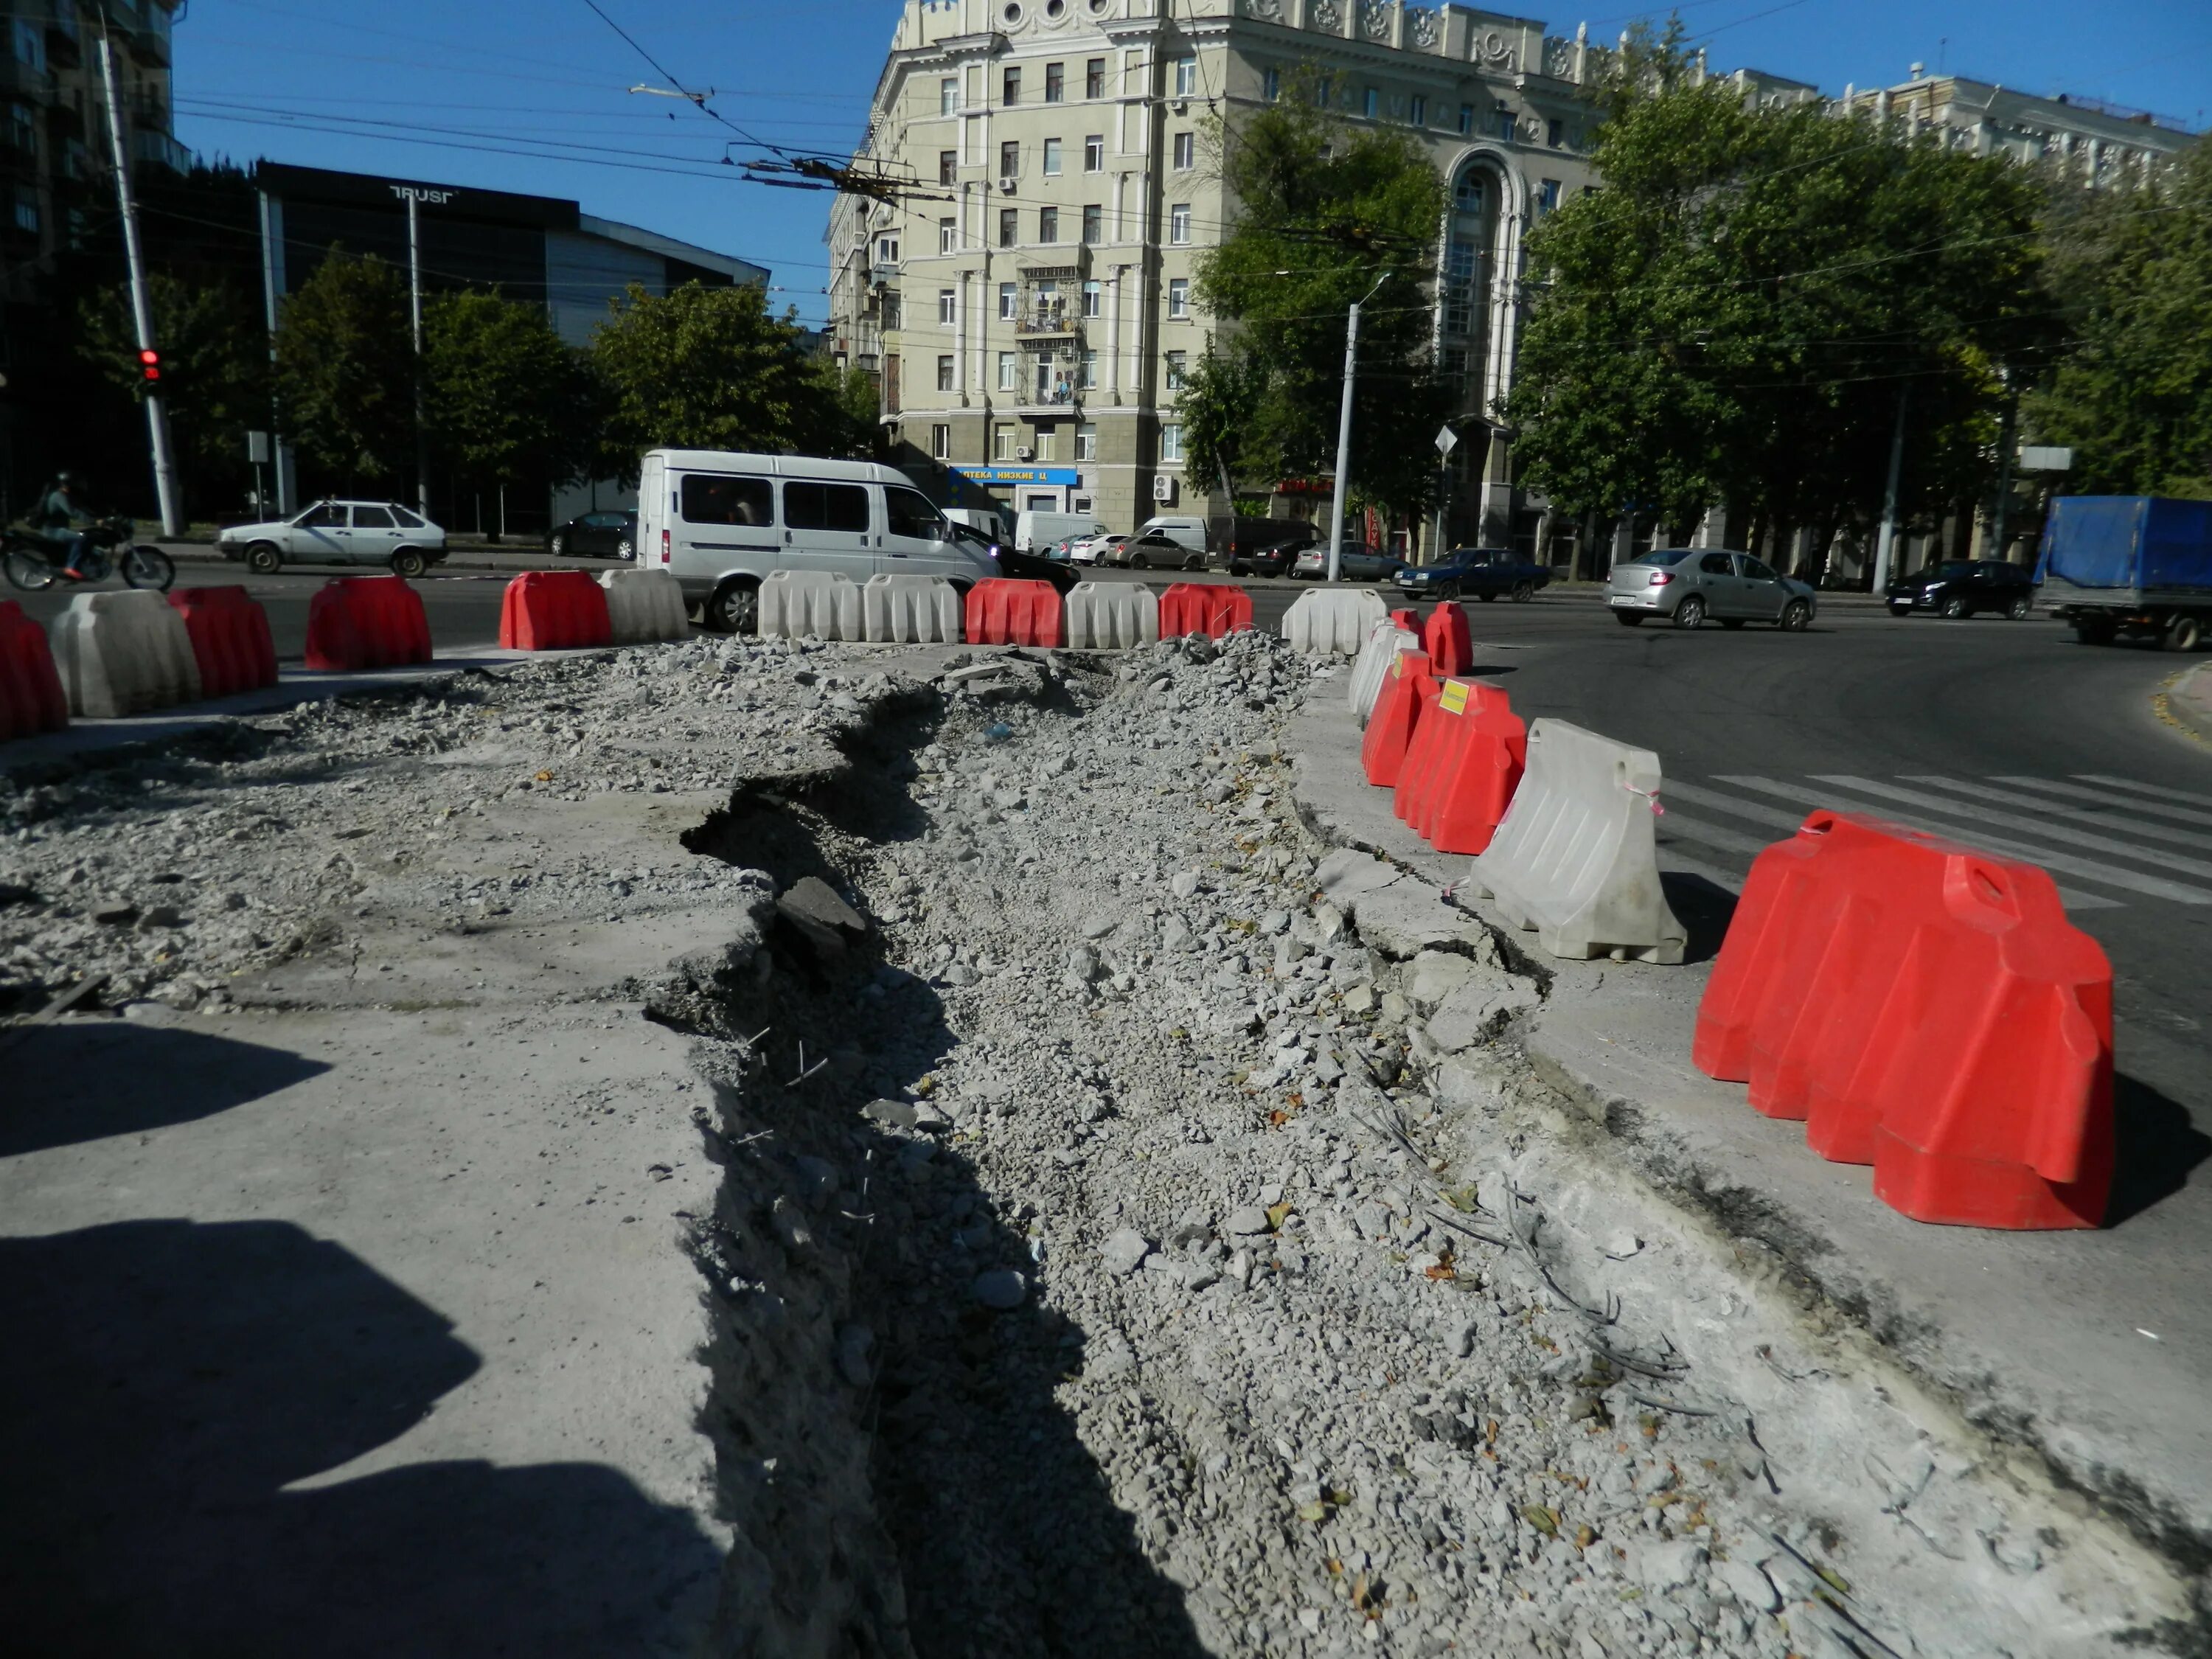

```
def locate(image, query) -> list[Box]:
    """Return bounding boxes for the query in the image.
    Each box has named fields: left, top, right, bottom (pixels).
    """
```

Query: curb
left=2159, top=661, right=2212, bottom=746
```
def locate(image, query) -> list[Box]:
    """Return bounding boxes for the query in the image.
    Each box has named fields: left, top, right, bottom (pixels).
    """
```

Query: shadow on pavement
left=0, top=1021, right=332, bottom=1159
left=2105, top=1073, right=2212, bottom=1227
left=1660, top=870, right=1739, bottom=967
left=0, top=1218, right=723, bottom=1658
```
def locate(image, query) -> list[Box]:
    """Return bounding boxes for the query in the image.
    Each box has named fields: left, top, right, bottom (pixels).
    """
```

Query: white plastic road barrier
left=862, top=574, right=962, bottom=643
left=1467, top=718, right=1686, bottom=965
left=598, top=568, right=689, bottom=644
left=49, top=589, right=203, bottom=718
left=757, top=570, right=862, bottom=641
left=1281, top=587, right=1388, bottom=655
left=1064, top=580, right=1159, bottom=650
left=1347, top=619, right=1419, bottom=725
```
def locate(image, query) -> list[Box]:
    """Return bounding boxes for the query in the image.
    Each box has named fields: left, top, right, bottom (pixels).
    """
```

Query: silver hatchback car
left=1607, top=548, right=1818, bottom=631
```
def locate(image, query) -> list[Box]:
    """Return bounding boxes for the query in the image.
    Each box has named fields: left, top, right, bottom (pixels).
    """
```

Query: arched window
left=1453, top=166, right=1487, bottom=215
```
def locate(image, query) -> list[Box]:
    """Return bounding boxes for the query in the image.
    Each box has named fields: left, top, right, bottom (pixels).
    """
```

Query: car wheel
left=2166, top=613, right=2205, bottom=653
left=1439, top=581, right=1461, bottom=602
left=550, top=532, right=568, bottom=557
left=1780, top=599, right=1812, bottom=633
left=1511, top=580, right=1534, bottom=604
left=391, top=547, right=428, bottom=580
left=706, top=579, right=759, bottom=635
left=1186, top=553, right=1205, bottom=571
left=1672, top=595, right=1706, bottom=630
left=1132, top=550, right=1150, bottom=570
left=1938, top=596, right=1965, bottom=619
left=1613, top=611, right=1644, bottom=627
left=246, top=541, right=282, bottom=576
left=2007, top=595, right=2031, bottom=620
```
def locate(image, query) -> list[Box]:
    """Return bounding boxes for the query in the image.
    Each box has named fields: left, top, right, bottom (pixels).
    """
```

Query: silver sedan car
left=1607, top=547, right=1817, bottom=630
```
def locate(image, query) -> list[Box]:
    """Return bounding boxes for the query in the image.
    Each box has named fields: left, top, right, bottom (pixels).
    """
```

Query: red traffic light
left=138, top=348, right=161, bottom=383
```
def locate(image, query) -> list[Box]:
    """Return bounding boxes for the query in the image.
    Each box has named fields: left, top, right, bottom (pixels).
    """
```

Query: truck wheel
left=706, top=579, right=759, bottom=635
left=2073, top=616, right=2117, bottom=646
left=2166, top=614, right=2205, bottom=653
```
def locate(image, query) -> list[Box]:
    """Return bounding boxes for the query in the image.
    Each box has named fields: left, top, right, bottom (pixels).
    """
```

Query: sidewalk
left=2166, top=662, right=2212, bottom=745
left=1284, top=694, right=2212, bottom=1565
left=156, top=540, right=627, bottom=578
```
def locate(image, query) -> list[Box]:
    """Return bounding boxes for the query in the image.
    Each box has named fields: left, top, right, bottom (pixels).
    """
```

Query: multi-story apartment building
left=1838, top=72, right=2195, bottom=183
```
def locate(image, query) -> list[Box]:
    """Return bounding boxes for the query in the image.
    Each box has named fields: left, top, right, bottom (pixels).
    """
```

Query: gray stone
left=1629, top=1540, right=1709, bottom=1593
left=1224, top=1206, right=1273, bottom=1237
left=835, top=1322, right=876, bottom=1387
left=861, top=1097, right=918, bottom=1130
left=973, top=1268, right=1028, bottom=1310
left=1170, top=869, right=1201, bottom=900
left=1102, top=1228, right=1153, bottom=1276
left=1425, top=968, right=1543, bottom=1052
left=1714, top=1556, right=1781, bottom=1614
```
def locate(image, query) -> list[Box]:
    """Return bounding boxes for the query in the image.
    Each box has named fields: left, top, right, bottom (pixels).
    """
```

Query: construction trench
left=0, top=631, right=2205, bottom=1657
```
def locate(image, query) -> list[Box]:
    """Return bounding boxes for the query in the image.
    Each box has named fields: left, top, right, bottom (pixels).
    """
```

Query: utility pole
left=1989, top=379, right=2019, bottom=564
left=1870, top=383, right=1911, bottom=593
left=95, top=21, right=183, bottom=537
left=406, top=192, right=431, bottom=521
left=257, top=187, right=295, bottom=514
left=1326, top=271, right=1390, bottom=584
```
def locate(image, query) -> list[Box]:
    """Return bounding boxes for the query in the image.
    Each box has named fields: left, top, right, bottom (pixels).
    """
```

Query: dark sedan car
left=1290, top=541, right=1399, bottom=581
left=546, top=509, right=636, bottom=560
left=946, top=521, right=1078, bottom=596
left=1394, top=547, right=1550, bottom=602
left=1887, top=558, right=2036, bottom=620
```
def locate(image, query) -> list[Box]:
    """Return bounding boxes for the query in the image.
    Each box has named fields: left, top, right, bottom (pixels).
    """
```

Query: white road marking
left=1988, top=775, right=2212, bottom=831
left=1809, top=774, right=2212, bottom=881
left=1716, top=776, right=2212, bottom=905
left=2074, top=773, right=2212, bottom=812
left=1653, top=810, right=1775, bottom=859
left=1899, top=776, right=2212, bottom=855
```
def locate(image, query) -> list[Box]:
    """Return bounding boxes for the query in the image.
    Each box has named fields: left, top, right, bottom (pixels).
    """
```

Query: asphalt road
left=14, top=557, right=2207, bottom=1155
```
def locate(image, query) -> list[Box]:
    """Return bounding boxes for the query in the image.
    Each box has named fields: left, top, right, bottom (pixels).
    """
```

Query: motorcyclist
left=34, top=473, right=97, bottom=581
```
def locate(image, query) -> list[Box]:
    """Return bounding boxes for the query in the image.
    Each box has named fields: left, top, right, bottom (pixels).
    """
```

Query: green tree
left=424, top=291, right=598, bottom=503
left=2028, top=141, right=2212, bottom=498
left=1508, top=35, right=2049, bottom=573
left=590, top=282, right=867, bottom=479
left=77, top=273, right=268, bottom=518
left=272, top=253, right=417, bottom=488
left=1191, top=79, right=1450, bottom=524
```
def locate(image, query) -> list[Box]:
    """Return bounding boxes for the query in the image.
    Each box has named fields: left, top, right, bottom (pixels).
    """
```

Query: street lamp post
left=1326, top=272, right=1391, bottom=585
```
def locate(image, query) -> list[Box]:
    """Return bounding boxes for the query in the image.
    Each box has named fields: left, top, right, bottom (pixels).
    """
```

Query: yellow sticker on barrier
left=1439, top=681, right=1469, bottom=716
left=1391, top=652, right=1407, bottom=679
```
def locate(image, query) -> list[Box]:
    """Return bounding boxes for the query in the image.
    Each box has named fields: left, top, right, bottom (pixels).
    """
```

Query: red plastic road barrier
left=1360, top=647, right=1433, bottom=789
left=499, top=569, right=613, bottom=652
left=1388, top=608, right=1420, bottom=633
left=0, top=600, right=67, bottom=740
left=304, top=577, right=434, bottom=672
left=167, top=586, right=277, bottom=699
left=1694, top=810, right=2114, bottom=1229
left=1422, top=600, right=1473, bottom=678
left=1158, top=582, right=1255, bottom=639
left=963, top=577, right=1063, bottom=647
left=1394, top=678, right=1526, bottom=854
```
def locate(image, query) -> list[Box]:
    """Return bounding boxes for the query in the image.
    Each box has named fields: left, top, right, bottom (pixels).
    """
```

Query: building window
left=1039, top=205, right=1060, bottom=243
left=1169, top=204, right=1191, bottom=244
left=1084, top=133, right=1105, bottom=171
left=936, top=355, right=955, bottom=392
left=1547, top=116, right=1567, bottom=148
left=1003, top=66, right=1020, bottom=105
left=1494, top=108, right=1517, bottom=141
left=999, top=282, right=1018, bottom=320
left=1411, top=95, right=1427, bottom=125
left=1082, top=204, right=1102, bottom=245
left=1458, top=103, right=1474, bottom=136
left=1536, top=178, right=1562, bottom=215
left=1316, top=76, right=1334, bottom=108
left=1082, top=278, right=1102, bottom=318
left=999, top=208, right=1019, bottom=247
left=1175, top=55, right=1197, bottom=97
left=1164, top=349, right=1186, bottom=392
left=880, top=292, right=902, bottom=330
left=995, top=423, right=1015, bottom=459
left=1035, top=428, right=1054, bottom=462
left=941, top=77, right=959, bottom=116
left=1161, top=422, right=1184, bottom=463
left=1043, top=137, right=1062, bottom=175
left=939, top=150, right=957, bottom=185
left=938, top=218, right=956, bottom=254
left=932, top=423, right=951, bottom=460
left=1264, top=66, right=1281, bottom=102
left=1086, top=57, right=1105, bottom=99
left=998, top=352, right=1018, bottom=392
left=1045, top=60, right=1065, bottom=102
left=1167, top=277, right=1189, bottom=319
left=938, top=288, right=956, bottom=324
left=876, top=234, right=900, bottom=264
left=1000, top=139, right=1020, bottom=177
left=1363, top=88, right=1380, bottom=119
left=1173, top=131, right=1194, bottom=170
left=1076, top=422, right=1097, bottom=461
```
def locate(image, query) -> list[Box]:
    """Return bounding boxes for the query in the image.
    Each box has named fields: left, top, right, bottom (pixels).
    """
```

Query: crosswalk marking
left=1806, top=775, right=2212, bottom=883
left=1899, top=776, right=2212, bottom=855
left=2073, top=774, right=2212, bottom=813
left=1652, top=809, right=1775, bottom=859
left=1712, top=776, right=2212, bottom=906
left=1991, top=775, right=2212, bottom=831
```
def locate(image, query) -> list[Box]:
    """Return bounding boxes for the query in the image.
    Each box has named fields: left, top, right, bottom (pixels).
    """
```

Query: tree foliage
left=2028, top=141, right=2212, bottom=498
left=1190, top=80, right=1450, bottom=520
left=589, top=282, right=868, bottom=480
left=423, top=291, right=597, bottom=495
left=1507, top=36, right=2050, bottom=566
left=272, top=253, right=418, bottom=487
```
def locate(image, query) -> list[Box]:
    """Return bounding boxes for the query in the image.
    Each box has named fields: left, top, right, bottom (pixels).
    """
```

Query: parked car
left=1222, top=519, right=1317, bottom=577
left=1114, top=531, right=1207, bottom=571
left=1067, top=532, right=1127, bottom=566
left=1607, top=547, right=1818, bottom=630
left=216, top=500, right=448, bottom=577
left=1887, top=558, right=2035, bottom=620
left=1292, top=542, right=1397, bottom=582
left=1135, top=515, right=1209, bottom=556
left=1394, top=546, right=1551, bottom=602
left=547, top=509, right=636, bottom=560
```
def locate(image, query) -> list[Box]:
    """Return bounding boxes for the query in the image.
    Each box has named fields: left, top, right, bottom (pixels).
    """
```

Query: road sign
left=247, top=431, right=271, bottom=465
left=2018, top=446, right=2073, bottom=472
left=1435, top=425, right=1459, bottom=457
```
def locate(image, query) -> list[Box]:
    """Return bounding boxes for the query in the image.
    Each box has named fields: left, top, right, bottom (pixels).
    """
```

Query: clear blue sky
left=173, top=1, right=2211, bottom=329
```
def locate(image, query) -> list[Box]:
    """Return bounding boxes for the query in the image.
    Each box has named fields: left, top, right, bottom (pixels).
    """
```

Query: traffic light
left=138, top=348, right=161, bottom=386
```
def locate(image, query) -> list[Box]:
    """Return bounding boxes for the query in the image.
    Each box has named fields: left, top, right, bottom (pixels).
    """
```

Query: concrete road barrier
left=1282, top=588, right=1388, bottom=655
left=1467, top=718, right=1686, bottom=964
left=49, top=588, right=204, bottom=717
left=758, top=570, right=862, bottom=641
left=863, top=574, right=962, bottom=643
left=0, top=599, right=68, bottom=739
left=1694, top=810, right=2114, bottom=1228
left=305, top=577, right=434, bottom=671
left=500, top=570, right=613, bottom=652
left=1064, top=580, right=1158, bottom=650
left=1346, top=619, right=1419, bottom=725
left=599, top=568, right=691, bottom=645
left=168, top=587, right=277, bottom=698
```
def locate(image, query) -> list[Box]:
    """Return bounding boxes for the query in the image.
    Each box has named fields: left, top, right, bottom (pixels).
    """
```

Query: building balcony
left=1013, top=310, right=1083, bottom=340
left=1012, top=387, right=1085, bottom=416
left=42, top=0, right=84, bottom=69
left=0, top=58, right=58, bottom=106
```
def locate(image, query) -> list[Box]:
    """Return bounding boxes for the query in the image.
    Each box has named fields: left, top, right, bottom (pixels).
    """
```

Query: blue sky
left=173, top=1, right=2211, bottom=328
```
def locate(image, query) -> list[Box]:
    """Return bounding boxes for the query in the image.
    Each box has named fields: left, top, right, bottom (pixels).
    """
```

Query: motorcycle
left=3, top=517, right=176, bottom=594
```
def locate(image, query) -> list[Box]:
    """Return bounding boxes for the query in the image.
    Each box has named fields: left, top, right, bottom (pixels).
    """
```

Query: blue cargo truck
left=2036, top=496, right=2212, bottom=652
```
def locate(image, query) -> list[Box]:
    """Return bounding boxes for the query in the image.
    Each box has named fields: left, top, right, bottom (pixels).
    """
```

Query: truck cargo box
left=2037, top=496, right=2212, bottom=595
